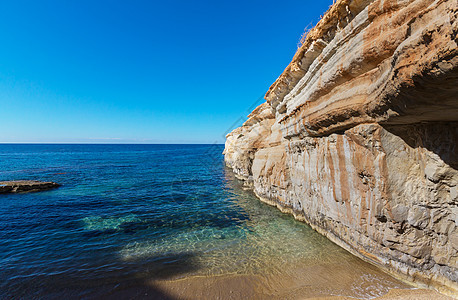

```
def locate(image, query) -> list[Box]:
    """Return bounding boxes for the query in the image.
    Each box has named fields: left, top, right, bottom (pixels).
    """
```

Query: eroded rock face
left=224, top=0, right=458, bottom=295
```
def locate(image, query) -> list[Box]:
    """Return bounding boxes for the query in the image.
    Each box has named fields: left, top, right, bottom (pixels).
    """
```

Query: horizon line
left=0, top=142, right=225, bottom=145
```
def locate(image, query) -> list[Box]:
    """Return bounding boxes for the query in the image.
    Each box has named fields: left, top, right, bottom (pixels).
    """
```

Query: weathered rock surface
left=224, top=0, right=457, bottom=296
left=0, top=180, right=60, bottom=193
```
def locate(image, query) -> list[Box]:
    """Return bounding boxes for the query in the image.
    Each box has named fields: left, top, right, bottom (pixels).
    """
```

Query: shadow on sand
left=3, top=252, right=198, bottom=300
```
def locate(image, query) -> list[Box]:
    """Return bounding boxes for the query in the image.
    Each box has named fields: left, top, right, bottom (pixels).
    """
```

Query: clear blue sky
left=0, top=0, right=332, bottom=143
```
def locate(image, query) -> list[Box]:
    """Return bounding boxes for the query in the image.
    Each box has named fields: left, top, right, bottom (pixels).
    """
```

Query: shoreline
left=144, top=272, right=452, bottom=300
left=252, top=189, right=457, bottom=298
left=224, top=167, right=456, bottom=299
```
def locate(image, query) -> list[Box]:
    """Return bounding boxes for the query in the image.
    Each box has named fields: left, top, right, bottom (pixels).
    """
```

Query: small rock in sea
left=0, top=180, right=60, bottom=193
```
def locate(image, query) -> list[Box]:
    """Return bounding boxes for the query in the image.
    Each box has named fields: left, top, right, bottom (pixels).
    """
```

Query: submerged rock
left=224, top=0, right=457, bottom=296
left=0, top=180, right=60, bottom=193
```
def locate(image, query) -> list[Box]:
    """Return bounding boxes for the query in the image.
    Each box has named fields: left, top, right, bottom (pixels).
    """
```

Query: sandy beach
left=146, top=273, right=452, bottom=300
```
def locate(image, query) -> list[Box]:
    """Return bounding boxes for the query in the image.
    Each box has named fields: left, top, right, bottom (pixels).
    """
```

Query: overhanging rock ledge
left=224, top=0, right=458, bottom=296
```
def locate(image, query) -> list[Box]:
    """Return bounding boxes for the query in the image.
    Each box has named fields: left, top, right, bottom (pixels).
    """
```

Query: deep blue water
left=0, top=144, right=408, bottom=299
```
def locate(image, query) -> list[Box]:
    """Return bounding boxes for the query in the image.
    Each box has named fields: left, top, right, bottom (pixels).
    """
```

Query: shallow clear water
left=0, top=144, right=409, bottom=299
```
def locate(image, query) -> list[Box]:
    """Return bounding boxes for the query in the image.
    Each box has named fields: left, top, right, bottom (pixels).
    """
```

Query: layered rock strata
left=224, top=0, right=458, bottom=296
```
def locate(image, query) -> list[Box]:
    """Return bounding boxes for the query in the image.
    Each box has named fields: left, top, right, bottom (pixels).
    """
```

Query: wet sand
left=102, top=259, right=453, bottom=300
left=146, top=273, right=451, bottom=300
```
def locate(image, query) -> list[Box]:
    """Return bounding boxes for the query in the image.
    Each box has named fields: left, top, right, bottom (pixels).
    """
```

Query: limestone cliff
left=224, top=0, right=458, bottom=296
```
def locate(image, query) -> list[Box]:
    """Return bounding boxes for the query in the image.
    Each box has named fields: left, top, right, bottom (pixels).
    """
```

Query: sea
left=0, top=144, right=413, bottom=299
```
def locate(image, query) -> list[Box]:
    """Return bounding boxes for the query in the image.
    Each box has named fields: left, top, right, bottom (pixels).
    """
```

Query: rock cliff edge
left=224, top=0, right=458, bottom=296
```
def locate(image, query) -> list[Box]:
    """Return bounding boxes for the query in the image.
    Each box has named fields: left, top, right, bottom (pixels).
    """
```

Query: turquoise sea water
left=0, top=144, right=409, bottom=299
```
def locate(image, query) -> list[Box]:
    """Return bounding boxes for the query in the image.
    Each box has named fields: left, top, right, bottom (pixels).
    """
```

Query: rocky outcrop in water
left=224, top=0, right=458, bottom=296
left=0, top=180, right=60, bottom=193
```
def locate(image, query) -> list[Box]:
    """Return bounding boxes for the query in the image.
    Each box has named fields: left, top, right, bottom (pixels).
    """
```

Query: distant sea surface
left=0, top=144, right=412, bottom=299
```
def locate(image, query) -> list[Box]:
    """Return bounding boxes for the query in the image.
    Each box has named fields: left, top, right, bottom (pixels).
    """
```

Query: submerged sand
left=101, top=261, right=452, bottom=299
left=147, top=273, right=451, bottom=300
